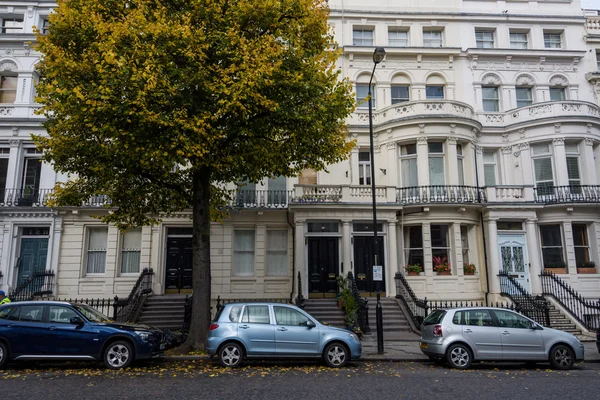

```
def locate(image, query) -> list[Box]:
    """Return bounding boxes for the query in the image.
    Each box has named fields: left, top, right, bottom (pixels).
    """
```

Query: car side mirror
left=70, top=316, right=84, bottom=326
left=531, top=322, right=541, bottom=330
left=306, top=320, right=316, bottom=329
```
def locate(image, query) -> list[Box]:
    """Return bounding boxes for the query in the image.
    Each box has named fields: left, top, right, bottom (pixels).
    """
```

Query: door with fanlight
left=498, top=234, right=530, bottom=293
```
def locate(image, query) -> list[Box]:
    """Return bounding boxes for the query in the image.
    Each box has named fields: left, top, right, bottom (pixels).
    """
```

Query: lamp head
left=373, top=47, right=386, bottom=64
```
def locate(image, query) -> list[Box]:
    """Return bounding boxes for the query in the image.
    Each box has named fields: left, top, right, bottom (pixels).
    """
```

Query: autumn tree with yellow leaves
left=34, top=0, right=355, bottom=351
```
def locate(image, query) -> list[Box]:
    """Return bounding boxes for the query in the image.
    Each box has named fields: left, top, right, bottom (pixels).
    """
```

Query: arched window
left=425, top=74, right=445, bottom=100
left=0, top=60, right=18, bottom=104
left=355, top=74, right=376, bottom=109
left=391, top=74, right=410, bottom=104
left=481, top=74, right=502, bottom=112
left=515, top=75, right=535, bottom=108
left=549, top=75, right=568, bottom=101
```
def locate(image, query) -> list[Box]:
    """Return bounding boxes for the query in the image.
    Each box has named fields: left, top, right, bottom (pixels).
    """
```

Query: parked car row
left=0, top=301, right=593, bottom=370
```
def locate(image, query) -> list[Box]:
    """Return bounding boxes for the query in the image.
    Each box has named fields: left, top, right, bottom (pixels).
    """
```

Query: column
left=16, top=72, right=33, bottom=104
left=583, top=138, right=598, bottom=185
left=6, top=140, right=21, bottom=191
left=463, top=141, right=476, bottom=186
left=417, top=137, right=429, bottom=186
left=452, top=223, right=464, bottom=275
left=501, top=146, right=513, bottom=185
left=342, top=221, right=351, bottom=276
left=423, top=222, right=433, bottom=277
left=474, top=144, right=484, bottom=187
left=49, top=216, right=63, bottom=295
left=525, top=218, right=543, bottom=294
left=387, top=220, right=398, bottom=296
left=294, top=221, right=307, bottom=298
left=563, top=221, right=576, bottom=275
left=350, top=148, right=359, bottom=186
left=387, top=141, right=398, bottom=188
left=447, top=137, right=459, bottom=186
left=486, top=218, right=501, bottom=295
left=519, top=142, right=533, bottom=186
left=150, top=226, right=162, bottom=294
left=552, top=137, right=569, bottom=186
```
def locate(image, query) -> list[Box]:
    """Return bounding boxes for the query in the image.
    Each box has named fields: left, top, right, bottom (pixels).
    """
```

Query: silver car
left=419, top=307, right=584, bottom=370
left=207, top=302, right=362, bottom=368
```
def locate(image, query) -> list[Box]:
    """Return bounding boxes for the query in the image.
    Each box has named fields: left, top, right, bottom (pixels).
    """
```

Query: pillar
left=417, top=136, right=429, bottom=186
left=583, top=138, right=598, bottom=185
left=486, top=218, right=501, bottom=295
left=294, top=220, right=307, bottom=298
left=552, top=137, right=568, bottom=186
left=525, top=218, right=543, bottom=294
left=387, top=220, right=398, bottom=296
left=342, top=221, right=352, bottom=276
left=447, top=137, right=459, bottom=186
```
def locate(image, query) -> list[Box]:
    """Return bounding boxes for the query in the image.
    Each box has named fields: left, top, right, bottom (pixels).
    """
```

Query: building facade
left=0, top=1, right=599, bottom=306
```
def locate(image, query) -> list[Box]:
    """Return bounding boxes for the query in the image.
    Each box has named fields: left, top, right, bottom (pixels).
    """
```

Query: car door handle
left=464, top=329, right=472, bottom=333
left=48, top=326, right=56, bottom=331
left=502, top=331, right=510, bottom=335
left=239, top=325, right=249, bottom=329
left=277, top=327, right=288, bottom=331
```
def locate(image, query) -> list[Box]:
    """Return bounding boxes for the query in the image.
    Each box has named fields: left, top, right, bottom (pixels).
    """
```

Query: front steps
left=303, top=299, right=345, bottom=328
left=137, top=294, right=188, bottom=331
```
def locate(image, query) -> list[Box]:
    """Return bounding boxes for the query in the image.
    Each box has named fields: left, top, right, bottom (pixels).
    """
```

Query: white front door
left=498, top=234, right=531, bottom=293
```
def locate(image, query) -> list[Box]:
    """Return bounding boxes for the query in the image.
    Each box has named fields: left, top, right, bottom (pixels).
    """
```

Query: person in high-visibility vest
left=0, top=290, right=10, bottom=305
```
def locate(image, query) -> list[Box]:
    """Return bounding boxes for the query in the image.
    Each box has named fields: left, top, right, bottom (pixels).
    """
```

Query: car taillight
left=433, top=325, right=443, bottom=337
left=209, top=323, right=219, bottom=331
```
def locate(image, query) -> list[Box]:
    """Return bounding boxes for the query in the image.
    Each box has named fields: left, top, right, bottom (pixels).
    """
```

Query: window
left=86, top=227, right=108, bottom=274
left=516, top=87, right=533, bottom=108
left=48, top=306, right=78, bottom=324
left=483, top=150, right=497, bottom=186
left=241, top=305, right=270, bottom=324
left=510, top=31, right=528, bottom=49
left=423, top=29, right=443, bottom=47
left=0, top=149, right=9, bottom=195
left=532, top=143, right=554, bottom=196
left=461, top=225, right=469, bottom=264
left=391, top=85, right=410, bottom=104
left=544, top=31, right=562, bottom=49
left=0, top=76, right=17, bottom=103
left=400, top=144, right=418, bottom=188
left=404, top=226, right=423, bottom=267
left=121, top=228, right=142, bottom=274
left=565, top=143, right=581, bottom=189
left=274, top=306, right=310, bottom=326
left=431, top=225, right=450, bottom=271
left=307, top=222, right=338, bottom=233
left=426, top=85, right=444, bottom=100
left=540, top=225, right=564, bottom=269
left=457, top=144, right=465, bottom=186
left=40, top=18, right=49, bottom=35
left=18, top=305, right=43, bottom=322
left=493, top=310, right=533, bottom=329
left=266, top=230, right=288, bottom=276
left=453, top=309, right=494, bottom=327
left=597, top=50, right=600, bottom=71
left=475, top=30, right=494, bottom=48
left=234, top=230, right=255, bottom=276
left=267, top=175, right=287, bottom=205
left=428, top=142, right=444, bottom=185
left=236, top=180, right=256, bottom=205
left=358, top=151, right=371, bottom=186
left=0, top=306, right=14, bottom=319
left=388, top=29, right=408, bottom=47
left=550, top=87, right=566, bottom=101
left=228, top=306, right=242, bottom=323
left=353, top=29, right=373, bottom=46
left=355, top=83, right=374, bottom=109
left=482, top=87, right=499, bottom=112
left=572, top=224, right=590, bottom=268
left=1, top=17, right=24, bottom=34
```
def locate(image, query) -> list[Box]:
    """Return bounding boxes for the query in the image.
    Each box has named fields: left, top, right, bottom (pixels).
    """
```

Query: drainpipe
left=288, top=210, right=296, bottom=303
left=474, top=145, right=490, bottom=306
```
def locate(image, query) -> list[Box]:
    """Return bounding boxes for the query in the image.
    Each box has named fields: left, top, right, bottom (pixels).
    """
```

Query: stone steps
left=136, top=295, right=188, bottom=331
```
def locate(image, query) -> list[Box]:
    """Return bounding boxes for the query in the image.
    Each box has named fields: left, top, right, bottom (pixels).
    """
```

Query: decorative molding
left=585, top=137, right=595, bottom=146
left=447, top=136, right=457, bottom=145
left=475, top=145, right=483, bottom=154
left=549, top=74, right=568, bottom=87
left=9, top=140, right=19, bottom=147
left=515, top=74, right=535, bottom=86
left=587, top=124, right=593, bottom=134
left=518, top=128, right=525, bottom=139
left=501, top=146, right=513, bottom=155
left=0, top=60, right=17, bottom=72
left=553, top=138, right=565, bottom=146
left=502, top=133, right=509, bottom=143
left=387, top=141, right=396, bottom=150
left=449, top=124, right=456, bottom=134
left=518, top=142, right=530, bottom=150
left=481, top=73, right=501, bottom=86
left=417, top=136, right=428, bottom=145
left=513, top=151, right=521, bottom=158
left=554, top=123, right=561, bottom=134
left=418, top=124, right=425, bottom=134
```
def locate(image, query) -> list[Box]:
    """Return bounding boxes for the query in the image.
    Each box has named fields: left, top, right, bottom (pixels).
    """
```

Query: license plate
left=160, top=344, right=166, bottom=350
left=420, top=342, right=428, bottom=349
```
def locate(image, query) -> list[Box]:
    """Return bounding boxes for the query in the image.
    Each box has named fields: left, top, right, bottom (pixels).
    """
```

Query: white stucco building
left=0, top=1, right=599, bottom=310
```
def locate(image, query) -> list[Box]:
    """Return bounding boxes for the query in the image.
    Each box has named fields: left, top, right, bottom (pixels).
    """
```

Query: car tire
left=446, top=343, right=473, bottom=369
left=549, top=344, right=575, bottom=370
left=103, top=340, right=134, bottom=370
left=0, top=342, right=7, bottom=369
left=323, top=342, right=348, bottom=368
left=218, top=342, right=244, bottom=368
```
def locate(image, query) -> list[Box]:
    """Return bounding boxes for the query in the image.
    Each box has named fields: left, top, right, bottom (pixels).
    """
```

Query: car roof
left=221, top=302, right=294, bottom=307
left=432, top=307, right=516, bottom=312
left=1, top=300, right=72, bottom=306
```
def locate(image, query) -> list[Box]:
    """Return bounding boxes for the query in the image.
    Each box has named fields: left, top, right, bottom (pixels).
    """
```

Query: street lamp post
left=368, top=47, right=386, bottom=355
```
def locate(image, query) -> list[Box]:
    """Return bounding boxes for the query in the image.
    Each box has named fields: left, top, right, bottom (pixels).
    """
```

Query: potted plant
left=545, top=261, right=567, bottom=275
left=342, top=291, right=358, bottom=330
left=433, top=256, right=451, bottom=275
left=336, top=275, right=349, bottom=308
left=577, top=261, right=596, bottom=274
left=463, top=263, right=476, bottom=275
left=404, top=263, right=422, bottom=276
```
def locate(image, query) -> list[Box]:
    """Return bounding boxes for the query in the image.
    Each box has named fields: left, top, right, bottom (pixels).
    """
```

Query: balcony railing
left=534, top=185, right=600, bottom=204
left=480, top=101, right=600, bottom=128
left=232, top=189, right=294, bottom=208
left=0, top=188, right=54, bottom=207
left=396, top=185, right=483, bottom=204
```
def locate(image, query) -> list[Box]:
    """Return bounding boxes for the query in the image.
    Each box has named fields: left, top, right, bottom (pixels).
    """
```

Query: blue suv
left=0, top=301, right=165, bottom=369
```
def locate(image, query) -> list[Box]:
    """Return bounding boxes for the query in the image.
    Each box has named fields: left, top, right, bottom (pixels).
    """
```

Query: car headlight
left=349, top=333, right=359, bottom=342
left=135, top=331, right=151, bottom=341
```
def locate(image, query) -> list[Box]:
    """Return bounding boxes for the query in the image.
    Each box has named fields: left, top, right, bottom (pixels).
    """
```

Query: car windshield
left=423, top=310, right=446, bottom=325
left=72, top=304, right=112, bottom=323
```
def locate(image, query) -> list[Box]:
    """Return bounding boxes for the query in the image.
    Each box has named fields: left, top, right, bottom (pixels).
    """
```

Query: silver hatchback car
left=419, top=307, right=584, bottom=370
left=207, top=302, right=361, bottom=368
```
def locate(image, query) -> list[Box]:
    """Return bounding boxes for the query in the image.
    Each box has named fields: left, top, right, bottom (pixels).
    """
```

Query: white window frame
left=400, top=144, right=418, bottom=188
left=403, top=225, right=423, bottom=267
left=428, top=142, right=445, bottom=186
left=461, top=225, right=470, bottom=265
left=550, top=87, right=566, bottom=101
left=425, top=85, right=444, bottom=100
left=353, top=28, right=374, bottom=46
left=120, top=228, right=142, bottom=275
left=423, top=29, right=443, bottom=48
left=457, top=144, right=465, bottom=186
left=0, top=74, right=18, bottom=104
left=565, top=142, right=581, bottom=188
left=597, top=50, right=600, bottom=71
left=483, top=150, right=497, bottom=187
left=388, top=29, right=408, bottom=47
left=572, top=223, right=590, bottom=268
left=391, top=84, right=410, bottom=104
left=516, top=86, right=533, bottom=108
left=532, top=142, right=555, bottom=197
left=85, top=227, right=108, bottom=275
left=266, top=230, right=288, bottom=276
left=544, top=31, right=563, bottom=49
left=233, top=229, right=256, bottom=276
left=482, top=86, right=500, bottom=112
left=475, top=29, right=495, bottom=48
left=355, top=83, right=374, bottom=109
left=1, top=16, right=24, bottom=34
left=358, top=150, right=371, bottom=186
left=431, top=224, right=451, bottom=271
left=539, top=224, right=564, bottom=269
left=510, top=31, right=529, bottom=49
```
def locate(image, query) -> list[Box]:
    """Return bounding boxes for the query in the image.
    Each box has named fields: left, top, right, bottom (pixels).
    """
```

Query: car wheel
left=324, top=342, right=348, bottom=368
left=219, top=342, right=243, bottom=368
left=103, top=341, right=134, bottom=370
left=0, top=342, right=7, bottom=369
left=549, top=344, right=575, bottom=370
left=446, top=343, right=473, bottom=369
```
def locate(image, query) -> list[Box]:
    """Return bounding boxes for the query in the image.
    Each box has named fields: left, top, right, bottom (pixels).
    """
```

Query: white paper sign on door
left=373, top=265, right=383, bottom=281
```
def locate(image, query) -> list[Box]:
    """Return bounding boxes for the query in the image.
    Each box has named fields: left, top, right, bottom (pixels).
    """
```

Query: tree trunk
left=183, top=166, right=211, bottom=351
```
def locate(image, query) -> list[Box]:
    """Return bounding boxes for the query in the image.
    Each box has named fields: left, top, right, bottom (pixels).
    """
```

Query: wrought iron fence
left=498, top=271, right=551, bottom=327
left=294, top=271, right=305, bottom=309
left=9, top=270, right=55, bottom=302
left=53, top=297, right=126, bottom=321
left=0, top=188, right=54, bottom=207
left=347, top=271, right=370, bottom=334
left=396, top=185, right=483, bottom=205
left=534, top=185, right=600, bottom=204
left=540, top=270, right=600, bottom=330
left=116, top=268, right=154, bottom=322
left=394, top=273, right=429, bottom=327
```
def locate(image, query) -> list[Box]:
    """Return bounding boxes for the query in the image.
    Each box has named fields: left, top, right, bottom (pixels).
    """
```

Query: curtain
left=266, top=230, right=288, bottom=276
left=87, top=228, right=107, bottom=274
left=121, top=228, right=141, bottom=274
left=234, top=230, right=255, bottom=276
left=429, top=157, right=445, bottom=185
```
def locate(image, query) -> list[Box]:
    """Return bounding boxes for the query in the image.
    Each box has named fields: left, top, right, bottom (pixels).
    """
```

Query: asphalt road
left=2, top=360, right=599, bottom=400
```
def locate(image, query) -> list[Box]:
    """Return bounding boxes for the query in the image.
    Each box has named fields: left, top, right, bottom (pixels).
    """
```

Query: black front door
left=353, top=236, right=385, bottom=296
left=308, top=237, right=339, bottom=298
left=165, top=237, right=193, bottom=294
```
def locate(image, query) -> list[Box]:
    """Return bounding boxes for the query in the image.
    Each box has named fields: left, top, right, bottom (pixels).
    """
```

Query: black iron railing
left=0, top=188, right=54, bottom=207
left=347, top=271, right=370, bottom=334
left=498, top=271, right=551, bottom=327
left=540, top=271, right=600, bottom=330
left=295, top=271, right=305, bottom=309
left=394, top=273, right=429, bottom=327
left=233, top=190, right=294, bottom=209
left=534, top=185, right=600, bottom=204
left=9, top=270, right=55, bottom=301
left=55, top=297, right=126, bottom=321
left=114, top=268, right=154, bottom=322
left=396, top=185, right=483, bottom=205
